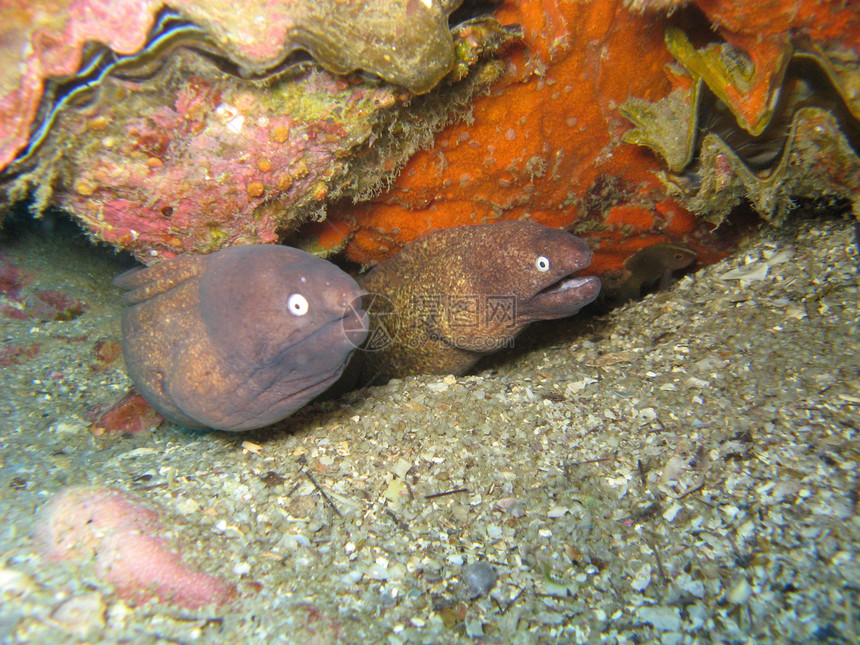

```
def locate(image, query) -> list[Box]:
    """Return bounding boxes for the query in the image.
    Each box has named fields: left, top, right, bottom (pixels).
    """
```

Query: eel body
left=353, top=221, right=601, bottom=383
left=114, top=245, right=368, bottom=431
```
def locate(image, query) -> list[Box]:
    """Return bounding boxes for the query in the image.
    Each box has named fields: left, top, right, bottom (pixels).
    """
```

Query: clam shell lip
left=620, top=28, right=860, bottom=227
left=0, top=0, right=460, bottom=170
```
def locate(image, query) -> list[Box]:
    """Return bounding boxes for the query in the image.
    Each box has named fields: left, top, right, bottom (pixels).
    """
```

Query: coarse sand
left=0, top=212, right=857, bottom=643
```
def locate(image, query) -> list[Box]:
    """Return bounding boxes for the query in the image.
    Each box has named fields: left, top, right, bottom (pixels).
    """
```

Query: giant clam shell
left=0, top=0, right=463, bottom=173
left=0, top=2, right=520, bottom=261
left=621, top=27, right=860, bottom=224
left=43, top=54, right=410, bottom=257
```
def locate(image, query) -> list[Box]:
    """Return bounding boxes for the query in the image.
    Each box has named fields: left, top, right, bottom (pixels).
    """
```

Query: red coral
left=89, top=391, right=164, bottom=435
left=0, top=262, right=28, bottom=299
left=0, top=342, right=41, bottom=367
left=23, top=290, right=89, bottom=322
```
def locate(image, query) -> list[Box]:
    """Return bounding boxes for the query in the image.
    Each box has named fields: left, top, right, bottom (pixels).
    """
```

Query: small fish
left=114, top=245, right=368, bottom=431
left=609, top=243, right=697, bottom=304
left=352, top=221, right=601, bottom=382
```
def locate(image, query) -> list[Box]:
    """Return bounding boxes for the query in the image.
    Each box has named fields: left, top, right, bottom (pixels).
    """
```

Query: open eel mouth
left=528, top=273, right=602, bottom=320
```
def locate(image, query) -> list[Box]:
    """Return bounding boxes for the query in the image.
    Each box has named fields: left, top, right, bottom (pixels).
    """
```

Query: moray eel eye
left=287, top=293, right=309, bottom=316
left=535, top=256, right=550, bottom=272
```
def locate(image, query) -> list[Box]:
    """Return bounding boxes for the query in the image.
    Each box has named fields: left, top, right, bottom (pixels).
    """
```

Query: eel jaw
left=525, top=274, right=602, bottom=321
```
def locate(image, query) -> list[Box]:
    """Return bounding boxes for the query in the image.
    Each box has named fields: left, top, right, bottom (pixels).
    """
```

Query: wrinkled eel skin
left=353, top=221, right=601, bottom=383
left=114, top=245, right=368, bottom=431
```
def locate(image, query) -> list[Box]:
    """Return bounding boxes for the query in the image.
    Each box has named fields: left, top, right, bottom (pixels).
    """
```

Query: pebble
left=638, top=605, right=682, bottom=631
left=50, top=592, right=106, bottom=635
left=728, top=577, right=753, bottom=604
left=461, top=561, right=497, bottom=599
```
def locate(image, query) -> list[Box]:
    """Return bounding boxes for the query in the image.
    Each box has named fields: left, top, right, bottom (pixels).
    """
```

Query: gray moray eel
left=114, top=244, right=368, bottom=431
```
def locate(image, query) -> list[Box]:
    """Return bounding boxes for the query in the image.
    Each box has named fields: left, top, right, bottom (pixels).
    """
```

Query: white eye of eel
left=287, top=293, right=309, bottom=316
left=535, top=256, right=551, bottom=272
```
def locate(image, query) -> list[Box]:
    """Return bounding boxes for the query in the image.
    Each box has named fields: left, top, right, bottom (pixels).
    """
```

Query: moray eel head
left=519, top=230, right=601, bottom=324
left=114, top=244, right=368, bottom=432
left=464, top=221, right=601, bottom=329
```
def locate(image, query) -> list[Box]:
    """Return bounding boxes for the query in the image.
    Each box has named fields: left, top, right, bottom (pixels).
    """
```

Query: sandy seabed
left=0, top=212, right=857, bottom=644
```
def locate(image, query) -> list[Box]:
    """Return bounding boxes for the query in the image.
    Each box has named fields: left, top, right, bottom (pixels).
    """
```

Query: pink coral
left=37, top=486, right=235, bottom=609
left=55, top=64, right=406, bottom=261
left=88, top=391, right=165, bottom=435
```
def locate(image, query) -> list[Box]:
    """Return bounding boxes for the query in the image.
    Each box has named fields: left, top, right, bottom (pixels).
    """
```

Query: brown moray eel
left=351, top=221, right=601, bottom=383
left=113, top=245, right=368, bottom=431
left=607, top=243, right=697, bottom=305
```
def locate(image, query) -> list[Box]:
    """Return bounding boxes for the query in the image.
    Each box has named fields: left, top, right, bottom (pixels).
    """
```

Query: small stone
left=662, top=502, right=682, bottom=522
left=631, top=563, right=652, bottom=592
left=54, top=422, right=85, bottom=435
left=461, top=561, right=497, bottom=599
left=90, top=392, right=163, bottom=435
left=638, top=605, right=682, bottom=631
left=261, top=471, right=286, bottom=488
left=720, top=262, right=769, bottom=282
left=0, top=568, right=35, bottom=597
left=175, top=497, right=201, bottom=515
left=680, top=578, right=705, bottom=599
left=535, top=612, right=565, bottom=625
left=50, top=591, right=107, bottom=635
left=383, top=478, right=406, bottom=503
left=464, top=616, right=484, bottom=637
left=547, top=506, right=569, bottom=518
left=496, top=497, right=525, bottom=518
left=366, top=563, right=388, bottom=581
left=390, top=459, right=412, bottom=479
left=567, top=377, right=597, bottom=395
left=727, top=577, right=752, bottom=604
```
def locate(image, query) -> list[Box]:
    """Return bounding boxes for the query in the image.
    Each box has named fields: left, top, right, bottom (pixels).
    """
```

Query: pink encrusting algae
left=37, top=486, right=235, bottom=609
